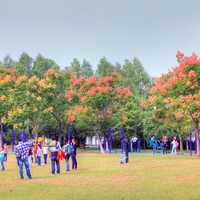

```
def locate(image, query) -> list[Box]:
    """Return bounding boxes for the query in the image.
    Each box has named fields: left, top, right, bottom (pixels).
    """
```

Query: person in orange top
left=3, top=143, right=8, bottom=161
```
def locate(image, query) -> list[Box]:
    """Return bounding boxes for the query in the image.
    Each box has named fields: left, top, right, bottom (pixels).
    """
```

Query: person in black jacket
left=123, top=138, right=129, bottom=164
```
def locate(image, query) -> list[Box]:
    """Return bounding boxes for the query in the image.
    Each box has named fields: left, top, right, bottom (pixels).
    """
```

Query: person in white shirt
left=43, top=144, right=48, bottom=165
left=171, top=137, right=178, bottom=155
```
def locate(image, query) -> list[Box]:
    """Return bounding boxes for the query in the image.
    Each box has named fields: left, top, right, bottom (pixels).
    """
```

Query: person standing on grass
left=150, top=136, right=157, bottom=155
left=48, top=137, right=61, bottom=175
left=0, top=147, right=5, bottom=171
left=171, top=137, right=178, bottom=155
left=28, top=146, right=33, bottom=166
left=33, top=141, right=38, bottom=163
left=3, top=143, right=8, bottom=161
left=123, top=138, right=129, bottom=164
left=43, top=143, right=48, bottom=165
left=36, top=144, right=42, bottom=166
left=162, top=136, right=168, bottom=155
left=72, top=138, right=77, bottom=170
left=63, top=141, right=74, bottom=171
left=15, top=139, right=32, bottom=179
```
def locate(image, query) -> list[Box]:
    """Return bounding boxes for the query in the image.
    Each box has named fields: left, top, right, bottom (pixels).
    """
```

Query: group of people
left=1, top=136, right=78, bottom=179
left=149, top=136, right=179, bottom=155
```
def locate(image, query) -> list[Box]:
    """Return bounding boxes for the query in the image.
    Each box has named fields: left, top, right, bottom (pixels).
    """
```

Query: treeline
left=0, top=52, right=152, bottom=144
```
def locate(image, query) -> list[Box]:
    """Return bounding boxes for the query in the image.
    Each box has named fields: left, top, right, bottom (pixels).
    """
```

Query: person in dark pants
left=72, top=138, right=77, bottom=170
left=123, top=138, right=129, bottom=164
left=48, top=137, right=61, bottom=175
left=15, top=139, right=32, bottom=179
left=162, top=136, right=168, bottom=155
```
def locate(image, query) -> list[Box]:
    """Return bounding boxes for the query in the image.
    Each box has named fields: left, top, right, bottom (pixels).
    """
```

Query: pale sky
left=0, top=0, right=200, bottom=76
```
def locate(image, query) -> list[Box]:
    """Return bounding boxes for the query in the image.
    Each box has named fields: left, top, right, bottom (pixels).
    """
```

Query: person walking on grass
left=36, top=144, right=42, bottom=166
left=3, top=143, right=8, bottom=161
left=48, top=137, right=61, bottom=175
left=0, top=147, right=5, bottom=171
left=63, top=141, right=74, bottom=171
left=43, top=144, right=48, bottom=165
left=15, top=139, right=32, bottom=179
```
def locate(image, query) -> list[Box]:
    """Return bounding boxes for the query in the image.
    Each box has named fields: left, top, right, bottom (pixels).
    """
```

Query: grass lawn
left=0, top=152, right=200, bottom=200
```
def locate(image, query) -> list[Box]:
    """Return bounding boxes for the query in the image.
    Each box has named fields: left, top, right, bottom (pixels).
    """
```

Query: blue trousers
left=18, top=158, right=32, bottom=179
left=72, top=153, right=77, bottom=169
left=0, top=160, right=5, bottom=171
left=36, top=156, right=41, bottom=166
left=51, top=158, right=60, bottom=174
left=125, top=151, right=129, bottom=163
left=43, top=154, right=47, bottom=164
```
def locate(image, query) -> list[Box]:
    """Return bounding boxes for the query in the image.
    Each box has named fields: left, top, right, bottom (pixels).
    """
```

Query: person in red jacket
left=3, top=143, right=8, bottom=161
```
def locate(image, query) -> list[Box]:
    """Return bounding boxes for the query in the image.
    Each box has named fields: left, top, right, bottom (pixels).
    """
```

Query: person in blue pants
left=15, top=139, right=32, bottom=179
left=48, top=137, right=61, bottom=175
left=72, top=138, right=77, bottom=170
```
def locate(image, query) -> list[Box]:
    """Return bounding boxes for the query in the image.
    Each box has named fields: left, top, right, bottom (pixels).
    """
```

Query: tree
left=144, top=52, right=200, bottom=154
left=80, top=59, right=93, bottom=77
left=96, top=57, right=114, bottom=77
left=68, top=58, right=81, bottom=77
left=16, top=52, right=33, bottom=75
left=65, top=71, right=133, bottom=151
left=3, top=55, right=16, bottom=68
left=32, top=54, right=59, bottom=78
left=122, top=58, right=151, bottom=96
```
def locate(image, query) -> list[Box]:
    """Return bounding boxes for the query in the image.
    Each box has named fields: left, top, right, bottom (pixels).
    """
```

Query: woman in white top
left=171, top=137, right=178, bottom=155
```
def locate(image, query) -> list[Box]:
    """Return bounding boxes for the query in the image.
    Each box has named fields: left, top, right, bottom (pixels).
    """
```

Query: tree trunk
left=96, top=131, right=104, bottom=154
left=179, top=135, right=183, bottom=155
left=186, top=140, right=189, bottom=152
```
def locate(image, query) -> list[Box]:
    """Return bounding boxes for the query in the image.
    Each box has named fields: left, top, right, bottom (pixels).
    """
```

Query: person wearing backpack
left=48, top=137, right=61, bottom=175
left=63, top=141, right=74, bottom=171
left=0, top=146, right=5, bottom=171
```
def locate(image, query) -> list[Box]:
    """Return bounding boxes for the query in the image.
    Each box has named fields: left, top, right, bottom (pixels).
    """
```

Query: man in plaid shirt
left=15, top=139, right=32, bottom=179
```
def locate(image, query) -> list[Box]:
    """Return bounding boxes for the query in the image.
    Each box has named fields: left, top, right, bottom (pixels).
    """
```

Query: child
left=36, top=145, right=42, bottom=166
left=28, top=147, right=33, bottom=166
left=0, top=147, right=5, bottom=171
left=43, top=144, right=48, bottom=165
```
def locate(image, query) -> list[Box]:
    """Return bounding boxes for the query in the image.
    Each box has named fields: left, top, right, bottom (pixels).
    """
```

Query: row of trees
left=0, top=52, right=151, bottom=147
left=143, top=52, right=200, bottom=154
left=3, top=51, right=199, bottom=153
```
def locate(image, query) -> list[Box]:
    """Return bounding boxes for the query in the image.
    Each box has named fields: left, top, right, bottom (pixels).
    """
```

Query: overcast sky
left=0, top=0, right=199, bottom=76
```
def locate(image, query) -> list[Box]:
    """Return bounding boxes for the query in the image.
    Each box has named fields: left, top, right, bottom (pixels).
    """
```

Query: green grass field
left=1, top=152, right=200, bottom=200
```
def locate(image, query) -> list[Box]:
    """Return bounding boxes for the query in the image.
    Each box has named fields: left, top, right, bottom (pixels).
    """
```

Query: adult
left=43, top=143, right=48, bottom=165
left=150, top=136, right=157, bottom=155
left=0, top=146, right=5, bottom=171
left=162, top=136, right=168, bottom=155
left=72, top=138, right=77, bottom=170
left=3, top=143, right=8, bottom=161
left=122, top=138, right=129, bottom=164
left=15, top=139, right=32, bottom=179
left=63, top=141, right=74, bottom=171
left=48, top=137, right=61, bottom=175
left=171, top=137, right=178, bottom=155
